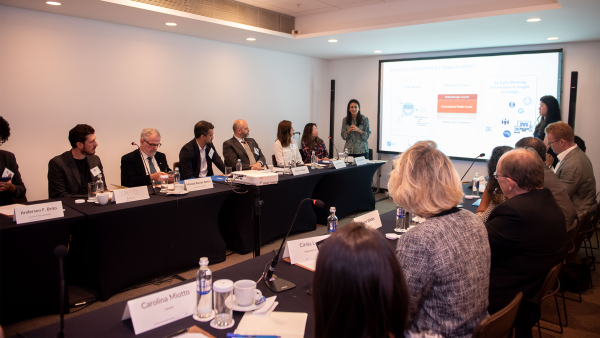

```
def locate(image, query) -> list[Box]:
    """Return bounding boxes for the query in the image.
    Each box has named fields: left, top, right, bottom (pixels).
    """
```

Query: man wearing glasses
left=121, top=128, right=171, bottom=187
left=545, top=121, right=596, bottom=218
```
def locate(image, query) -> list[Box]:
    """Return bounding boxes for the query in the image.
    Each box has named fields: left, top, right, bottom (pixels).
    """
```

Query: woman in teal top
left=341, top=99, right=371, bottom=159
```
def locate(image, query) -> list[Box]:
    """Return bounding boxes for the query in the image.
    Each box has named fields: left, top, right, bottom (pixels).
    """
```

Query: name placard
left=291, top=166, right=309, bottom=176
left=184, top=177, right=213, bottom=192
left=114, top=186, right=150, bottom=204
left=354, top=156, right=367, bottom=166
left=332, top=160, right=346, bottom=169
left=353, top=210, right=382, bottom=229
left=14, top=201, right=64, bottom=224
left=122, top=282, right=196, bottom=335
left=283, top=234, right=329, bottom=265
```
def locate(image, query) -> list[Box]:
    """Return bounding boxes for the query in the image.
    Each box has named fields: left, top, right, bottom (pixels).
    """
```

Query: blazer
left=48, top=150, right=106, bottom=198
left=554, top=146, right=597, bottom=218
left=121, top=149, right=171, bottom=187
left=178, top=139, right=225, bottom=179
left=0, top=150, right=26, bottom=206
left=222, top=136, right=267, bottom=170
left=543, top=166, right=578, bottom=234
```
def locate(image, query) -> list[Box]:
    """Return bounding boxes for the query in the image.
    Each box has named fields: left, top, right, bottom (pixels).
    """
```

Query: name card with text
left=291, top=166, right=309, bottom=176
left=283, top=234, right=330, bottom=265
left=114, top=186, right=150, bottom=204
left=184, top=177, right=213, bottom=192
left=332, top=160, right=346, bottom=169
left=353, top=210, right=382, bottom=229
left=14, top=201, right=64, bottom=224
left=354, top=156, right=367, bottom=166
left=122, top=282, right=196, bottom=335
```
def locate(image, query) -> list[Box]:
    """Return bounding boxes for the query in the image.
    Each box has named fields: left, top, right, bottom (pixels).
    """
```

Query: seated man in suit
left=48, top=124, right=107, bottom=198
left=179, top=120, right=225, bottom=179
left=223, top=119, right=266, bottom=170
left=0, top=116, right=27, bottom=206
left=121, top=128, right=171, bottom=187
left=515, top=137, right=578, bottom=235
left=487, top=148, right=567, bottom=337
left=545, top=122, right=597, bottom=218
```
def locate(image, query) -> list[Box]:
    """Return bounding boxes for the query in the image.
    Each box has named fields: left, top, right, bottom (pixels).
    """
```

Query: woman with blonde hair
left=388, top=141, right=491, bottom=338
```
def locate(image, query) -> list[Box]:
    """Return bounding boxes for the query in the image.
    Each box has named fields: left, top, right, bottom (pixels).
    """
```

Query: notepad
left=234, top=312, right=308, bottom=338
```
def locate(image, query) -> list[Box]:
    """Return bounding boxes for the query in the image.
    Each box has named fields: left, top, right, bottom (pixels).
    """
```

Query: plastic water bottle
left=173, top=167, right=180, bottom=183
left=311, top=151, right=317, bottom=169
left=473, top=172, right=480, bottom=198
left=395, top=206, right=406, bottom=232
left=236, top=159, right=242, bottom=172
left=195, top=257, right=213, bottom=318
left=96, top=174, right=104, bottom=193
left=343, top=148, right=349, bottom=163
left=327, top=207, right=338, bottom=234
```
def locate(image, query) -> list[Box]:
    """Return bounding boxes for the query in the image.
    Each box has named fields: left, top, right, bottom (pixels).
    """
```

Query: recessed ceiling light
left=547, top=37, right=559, bottom=40
left=328, top=39, right=337, bottom=43
left=46, top=1, right=61, bottom=5
left=246, top=38, right=256, bottom=41
left=374, top=50, right=383, bottom=53
left=165, top=22, right=177, bottom=26
left=527, top=18, right=541, bottom=22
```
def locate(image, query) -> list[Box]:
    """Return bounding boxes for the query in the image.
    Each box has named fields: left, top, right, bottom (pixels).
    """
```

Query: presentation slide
left=378, top=50, right=562, bottom=160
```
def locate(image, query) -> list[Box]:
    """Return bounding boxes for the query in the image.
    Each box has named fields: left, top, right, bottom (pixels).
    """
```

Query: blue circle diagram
left=523, top=97, right=532, bottom=105
left=518, top=108, right=524, bottom=114
left=387, top=141, right=391, bottom=146
left=503, top=130, right=511, bottom=138
left=509, top=102, right=515, bottom=108
left=402, top=103, right=415, bottom=116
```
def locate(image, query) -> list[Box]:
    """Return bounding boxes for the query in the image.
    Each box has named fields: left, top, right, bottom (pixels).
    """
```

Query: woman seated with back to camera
left=476, top=146, right=513, bottom=223
left=388, top=141, right=491, bottom=338
left=313, top=222, right=409, bottom=338
left=300, top=123, right=329, bottom=163
left=273, top=120, right=303, bottom=167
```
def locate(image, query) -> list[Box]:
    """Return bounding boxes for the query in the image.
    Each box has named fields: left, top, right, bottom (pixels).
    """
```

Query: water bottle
left=311, top=151, right=317, bottom=169
left=343, top=148, right=349, bottom=163
left=327, top=207, right=338, bottom=234
left=96, top=174, right=104, bottom=193
left=236, top=159, right=242, bottom=172
left=394, top=206, right=406, bottom=232
left=173, top=167, right=180, bottom=183
left=195, top=257, right=213, bottom=318
left=473, top=172, right=480, bottom=198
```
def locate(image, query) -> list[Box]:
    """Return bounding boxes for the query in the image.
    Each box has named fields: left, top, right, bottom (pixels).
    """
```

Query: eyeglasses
left=546, top=138, right=561, bottom=147
left=143, top=139, right=161, bottom=148
left=493, top=171, right=511, bottom=180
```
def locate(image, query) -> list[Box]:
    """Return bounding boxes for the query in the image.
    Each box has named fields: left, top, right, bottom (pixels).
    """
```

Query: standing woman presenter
left=341, top=99, right=371, bottom=159
left=533, top=95, right=561, bottom=167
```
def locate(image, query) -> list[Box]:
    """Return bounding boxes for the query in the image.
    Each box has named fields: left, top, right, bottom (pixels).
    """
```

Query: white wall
left=328, top=41, right=600, bottom=191
left=0, top=5, right=330, bottom=201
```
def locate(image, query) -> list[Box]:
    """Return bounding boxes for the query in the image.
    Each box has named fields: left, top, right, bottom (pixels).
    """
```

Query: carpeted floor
left=3, top=193, right=600, bottom=338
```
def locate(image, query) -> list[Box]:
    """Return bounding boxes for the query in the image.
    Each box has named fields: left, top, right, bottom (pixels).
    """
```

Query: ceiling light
left=46, top=1, right=61, bottom=5
left=328, top=39, right=337, bottom=43
left=246, top=38, right=256, bottom=41
left=165, top=22, right=177, bottom=26
left=374, top=50, right=383, bottom=53
left=527, top=18, right=541, bottom=22
left=547, top=37, right=558, bottom=40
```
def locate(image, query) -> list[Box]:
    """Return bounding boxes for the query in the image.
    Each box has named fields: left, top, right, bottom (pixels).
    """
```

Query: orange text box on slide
left=437, top=94, right=478, bottom=114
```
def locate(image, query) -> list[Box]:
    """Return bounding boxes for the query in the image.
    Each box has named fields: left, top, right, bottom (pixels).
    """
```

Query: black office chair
left=472, top=292, right=522, bottom=338
left=537, top=262, right=564, bottom=336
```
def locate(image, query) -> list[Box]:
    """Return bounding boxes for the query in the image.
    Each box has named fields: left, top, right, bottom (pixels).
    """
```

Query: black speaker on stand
left=567, top=71, right=578, bottom=131
left=329, top=80, right=335, bottom=154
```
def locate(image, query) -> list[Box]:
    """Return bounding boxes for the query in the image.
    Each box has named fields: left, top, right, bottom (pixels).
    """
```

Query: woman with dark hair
left=0, top=116, right=27, bottom=206
left=300, top=123, right=329, bottom=163
left=534, top=95, right=561, bottom=167
left=313, top=222, right=409, bottom=338
left=341, top=99, right=371, bottom=159
left=273, top=120, right=303, bottom=167
left=476, top=146, right=513, bottom=223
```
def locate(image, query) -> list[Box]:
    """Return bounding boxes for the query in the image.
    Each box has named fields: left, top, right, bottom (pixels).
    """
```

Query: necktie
left=147, top=157, right=157, bottom=174
left=242, top=141, right=257, bottom=165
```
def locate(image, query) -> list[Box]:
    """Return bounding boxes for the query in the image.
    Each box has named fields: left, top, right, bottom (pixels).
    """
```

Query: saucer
left=226, top=295, right=267, bottom=312
left=193, top=311, right=215, bottom=322
left=210, top=318, right=235, bottom=330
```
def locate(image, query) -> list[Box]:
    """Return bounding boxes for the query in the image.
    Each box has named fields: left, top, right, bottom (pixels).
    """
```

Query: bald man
left=222, top=119, right=266, bottom=170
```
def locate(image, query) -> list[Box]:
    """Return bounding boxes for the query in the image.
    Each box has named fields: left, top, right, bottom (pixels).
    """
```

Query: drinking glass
left=225, top=167, right=232, bottom=176
left=87, top=182, right=97, bottom=202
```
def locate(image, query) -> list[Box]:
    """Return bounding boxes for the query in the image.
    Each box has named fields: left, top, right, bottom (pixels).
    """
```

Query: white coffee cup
left=97, top=193, right=110, bottom=205
left=233, top=279, right=262, bottom=307
left=174, top=183, right=184, bottom=192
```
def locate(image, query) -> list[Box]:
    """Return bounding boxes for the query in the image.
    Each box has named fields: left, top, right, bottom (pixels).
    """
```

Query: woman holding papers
left=388, top=141, right=490, bottom=338
left=476, top=146, right=512, bottom=222
left=0, top=116, right=26, bottom=206
left=313, top=222, right=409, bottom=338
left=273, top=120, right=303, bottom=167
left=340, top=99, right=371, bottom=159
left=300, top=123, right=329, bottom=162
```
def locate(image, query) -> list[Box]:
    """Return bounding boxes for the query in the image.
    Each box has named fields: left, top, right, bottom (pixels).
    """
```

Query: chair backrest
left=472, top=292, right=523, bottom=338
left=539, top=262, right=563, bottom=304
left=172, top=161, right=179, bottom=171
left=272, top=155, right=277, bottom=166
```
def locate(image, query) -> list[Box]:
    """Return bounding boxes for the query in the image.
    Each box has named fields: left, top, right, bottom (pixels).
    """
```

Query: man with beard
left=179, top=120, right=225, bottom=179
left=121, top=128, right=171, bottom=187
left=48, top=124, right=107, bottom=198
left=223, top=119, right=266, bottom=170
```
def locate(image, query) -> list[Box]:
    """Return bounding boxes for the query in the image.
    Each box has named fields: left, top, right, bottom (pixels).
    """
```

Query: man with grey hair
left=486, top=148, right=567, bottom=337
left=121, top=128, right=171, bottom=187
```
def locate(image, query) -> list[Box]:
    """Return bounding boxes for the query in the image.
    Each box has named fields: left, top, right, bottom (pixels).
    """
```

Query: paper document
left=235, top=312, right=308, bottom=338
left=0, top=204, right=24, bottom=217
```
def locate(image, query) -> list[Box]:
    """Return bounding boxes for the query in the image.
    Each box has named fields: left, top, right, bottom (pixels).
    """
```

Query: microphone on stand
left=461, top=153, right=486, bottom=181
left=55, top=245, right=68, bottom=338
left=131, top=141, right=139, bottom=148
left=328, top=136, right=340, bottom=160
left=265, top=198, right=325, bottom=292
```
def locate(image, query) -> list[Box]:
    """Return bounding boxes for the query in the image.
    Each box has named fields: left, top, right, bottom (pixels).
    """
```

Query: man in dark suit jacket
left=0, top=117, right=27, bottom=205
left=179, top=120, right=225, bottom=179
left=48, top=124, right=107, bottom=198
left=121, top=128, right=171, bottom=187
left=222, top=119, right=266, bottom=170
left=486, top=148, right=567, bottom=337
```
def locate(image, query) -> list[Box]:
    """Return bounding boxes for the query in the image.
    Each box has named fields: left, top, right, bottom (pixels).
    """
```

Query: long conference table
left=0, top=162, right=383, bottom=325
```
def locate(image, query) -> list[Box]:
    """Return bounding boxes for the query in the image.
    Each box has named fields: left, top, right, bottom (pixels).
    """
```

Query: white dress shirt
left=554, top=144, right=578, bottom=173
left=273, top=139, right=303, bottom=167
left=140, top=150, right=160, bottom=175
left=197, top=141, right=208, bottom=177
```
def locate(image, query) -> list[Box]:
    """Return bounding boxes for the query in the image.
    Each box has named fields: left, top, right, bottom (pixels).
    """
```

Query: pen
left=226, top=334, right=280, bottom=338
